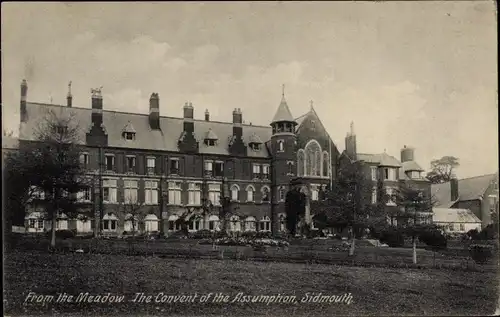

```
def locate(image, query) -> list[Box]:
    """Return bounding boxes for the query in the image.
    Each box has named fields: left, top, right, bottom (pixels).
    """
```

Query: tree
left=5, top=109, right=88, bottom=248
left=285, top=187, right=306, bottom=237
left=393, top=184, right=436, bottom=264
left=317, top=161, right=379, bottom=255
left=426, top=156, right=460, bottom=184
left=122, top=195, right=144, bottom=237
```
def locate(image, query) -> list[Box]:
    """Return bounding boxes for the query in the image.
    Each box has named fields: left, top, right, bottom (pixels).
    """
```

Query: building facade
left=18, top=80, right=340, bottom=236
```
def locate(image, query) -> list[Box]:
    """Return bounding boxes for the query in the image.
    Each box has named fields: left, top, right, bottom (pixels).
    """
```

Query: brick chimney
left=66, top=81, right=73, bottom=107
left=86, top=87, right=108, bottom=146
left=401, top=145, right=415, bottom=163
left=205, top=109, right=210, bottom=122
left=20, top=79, right=28, bottom=122
left=450, top=178, right=459, bottom=201
left=149, top=93, right=160, bottom=130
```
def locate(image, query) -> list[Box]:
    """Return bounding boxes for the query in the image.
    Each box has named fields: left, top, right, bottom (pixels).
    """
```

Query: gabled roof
left=431, top=173, right=498, bottom=207
left=356, top=152, right=402, bottom=167
left=248, top=133, right=263, bottom=144
left=19, top=102, right=272, bottom=158
left=204, top=128, right=218, bottom=140
left=398, top=161, right=425, bottom=180
left=122, top=121, right=136, bottom=134
left=432, top=208, right=482, bottom=223
left=271, top=98, right=295, bottom=124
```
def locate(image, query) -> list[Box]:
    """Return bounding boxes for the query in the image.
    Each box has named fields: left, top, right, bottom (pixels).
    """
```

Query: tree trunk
left=51, top=217, right=57, bottom=248
left=412, top=235, right=417, bottom=264
left=349, top=226, right=356, bottom=256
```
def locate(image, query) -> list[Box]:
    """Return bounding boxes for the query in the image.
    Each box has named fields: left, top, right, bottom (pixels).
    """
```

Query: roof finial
left=310, top=100, right=314, bottom=110
left=282, top=84, right=285, bottom=99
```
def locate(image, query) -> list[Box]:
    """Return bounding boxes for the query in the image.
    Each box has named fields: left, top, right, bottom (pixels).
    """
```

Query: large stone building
left=17, top=79, right=431, bottom=235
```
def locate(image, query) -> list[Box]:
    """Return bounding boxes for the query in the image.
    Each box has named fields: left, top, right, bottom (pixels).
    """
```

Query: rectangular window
left=144, top=180, right=159, bottom=205
left=124, top=180, right=138, bottom=203
left=105, top=155, right=115, bottom=171
left=103, top=179, right=117, bottom=203
left=77, top=187, right=91, bottom=202
left=460, top=223, right=465, bottom=231
left=168, top=181, right=182, bottom=205
left=311, top=184, right=319, bottom=201
left=384, top=168, right=397, bottom=181
left=188, top=183, right=201, bottom=205
left=214, top=161, right=224, bottom=177
left=147, top=157, right=156, bottom=174
left=371, top=166, right=377, bottom=181
left=37, top=219, right=44, bottom=229
left=126, top=156, right=136, bottom=173
left=170, top=158, right=179, bottom=175
left=29, top=219, right=36, bottom=228
left=252, top=164, right=261, bottom=179
left=371, top=187, right=377, bottom=204
left=262, top=164, right=270, bottom=179
left=80, top=153, right=89, bottom=168
left=204, top=161, right=213, bottom=176
left=208, top=183, right=221, bottom=206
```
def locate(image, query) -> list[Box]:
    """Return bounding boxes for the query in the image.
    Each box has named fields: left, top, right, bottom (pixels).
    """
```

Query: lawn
left=4, top=250, right=498, bottom=316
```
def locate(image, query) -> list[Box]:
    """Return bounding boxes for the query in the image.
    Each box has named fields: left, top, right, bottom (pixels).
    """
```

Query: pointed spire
left=310, top=100, right=314, bottom=110
left=282, top=84, right=285, bottom=100
left=350, top=121, right=355, bottom=136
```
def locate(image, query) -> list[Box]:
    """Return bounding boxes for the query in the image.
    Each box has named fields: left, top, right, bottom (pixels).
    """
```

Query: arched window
left=297, top=149, right=305, bottom=177
left=230, top=215, right=241, bottom=232
left=278, top=186, right=286, bottom=202
left=278, top=213, right=286, bottom=232
left=322, top=151, right=329, bottom=177
left=230, top=185, right=240, bottom=201
left=278, top=140, right=284, bottom=152
left=102, top=213, right=118, bottom=232
left=244, top=216, right=256, bottom=231
left=259, top=216, right=271, bottom=232
left=144, top=214, right=159, bottom=232
left=25, top=212, right=44, bottom=232
left=261, top=186, right=270, bottom=202
left=304, top=140, right=322, bottom=176
left=124, top=213, right=139, bottom=232
left=168, top=215, right=179, bottom=231
left=208, top=215, right=220, bottom=231
left=246, top=185, right=255, bottom=202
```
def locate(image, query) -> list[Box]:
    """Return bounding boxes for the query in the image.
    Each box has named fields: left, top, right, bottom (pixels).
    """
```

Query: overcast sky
left=1, top=2, right=497, bottom=178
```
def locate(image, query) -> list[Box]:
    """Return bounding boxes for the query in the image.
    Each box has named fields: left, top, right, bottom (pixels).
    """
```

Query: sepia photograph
left=1, top=1, right=498, bottom=316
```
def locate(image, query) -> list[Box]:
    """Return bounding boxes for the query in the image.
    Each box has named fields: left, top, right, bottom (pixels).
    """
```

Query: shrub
left=255, top=231, right=272, bottom=239
left=379, top=228, right=405, bottom=247
left=469, top=244, right=495, bottom=264
left=189, top=230, right=213, bottom=239
left=419, top=229, right=447, bottom=250
left=241, top=231, right=258, bottom=239
left=46, top=229, right=76, bottom=240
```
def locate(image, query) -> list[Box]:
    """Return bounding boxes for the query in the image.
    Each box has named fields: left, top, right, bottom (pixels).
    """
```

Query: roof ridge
left=459, top=173, right=497, bottom=181
left=27, top=102, right=271, bottom=129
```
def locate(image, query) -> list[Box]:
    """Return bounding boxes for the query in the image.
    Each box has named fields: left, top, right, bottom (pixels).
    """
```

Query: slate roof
left=271, top=98, right=296, bottom=123
left=19, top=102, right=273, bottom=158
left=122, top=121, right=136, bottom=134
left=356, top=153, right=402, bottom=167
left=431, top=173, right=498, bottom=208
left=398, top=161, right=425, bottom=180
left=432, top=208, right=482, bottom=223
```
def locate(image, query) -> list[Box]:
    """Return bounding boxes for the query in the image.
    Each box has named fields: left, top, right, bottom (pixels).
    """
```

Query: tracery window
left=304, top=140, right=322, bottom=177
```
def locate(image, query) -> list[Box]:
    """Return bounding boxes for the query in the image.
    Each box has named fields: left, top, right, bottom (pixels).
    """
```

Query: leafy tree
left=426, top=156, right=460, bottom=184
left=316, top=161, right=379, bottom=255
left=285, top=187, right=306, bottom=236
left=393, top=184, right=436, bottom=264
left=4, top=109, right=89, bottom=248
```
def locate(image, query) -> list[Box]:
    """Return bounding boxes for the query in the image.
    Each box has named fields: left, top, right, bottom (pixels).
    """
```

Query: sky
left=1, top=2, right=497, bottom=179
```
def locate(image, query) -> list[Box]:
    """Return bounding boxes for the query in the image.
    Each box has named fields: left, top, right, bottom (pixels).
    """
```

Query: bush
left=469, top=244, right=495, bottom=264
left=255, top=231, right=273, bottom=239
left=379, top=228, right=405, bottom=247
left=190, top=230, right=213, bottom=239
left=419, top=229, right=447, bottom=250
left=241, top=231, right=258, bottom=239
left=46, top=229, right=76, bottom=240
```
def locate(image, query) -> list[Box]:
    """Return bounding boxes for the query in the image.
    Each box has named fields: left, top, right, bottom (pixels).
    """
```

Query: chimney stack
left=205, top=109, right=210, bottom=121
left=400, top=145, right=415, bottom=163
left=149, top=93, right=160, bottom=130
left=91, top=87, right=104, bottom=128
left=183, top=102, right=194, bottom=120
left=67, top=81, right=73, bottom=107
left=20, top=79, right=28, bottom=122
left=450, top=178, right=459, bottom=201
left=232, top=108, right=242, bottom=126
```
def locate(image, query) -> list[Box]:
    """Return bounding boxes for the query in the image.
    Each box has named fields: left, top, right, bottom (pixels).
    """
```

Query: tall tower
left=270, top=85, right=297, bottom=232
left=345, top=121, right=357, bottom=159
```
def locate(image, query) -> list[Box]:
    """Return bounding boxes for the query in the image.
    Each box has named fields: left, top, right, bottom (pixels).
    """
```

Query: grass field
left=4, top=250, right=499, bottom=316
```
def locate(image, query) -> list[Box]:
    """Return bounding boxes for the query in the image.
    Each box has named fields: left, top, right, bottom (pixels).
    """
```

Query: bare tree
left=123, top=195, right=144, bottom=237
left=7, top=109, right=88, bottom=248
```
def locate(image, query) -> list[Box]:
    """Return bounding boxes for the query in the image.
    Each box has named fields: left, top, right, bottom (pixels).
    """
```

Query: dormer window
left=204, top=128, right=218, bottom=147
left=248, top=133, right=263, bottom=152
left=122, top=121, right=136, bottom=141
left=124, top=132, right=135, bottom=140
